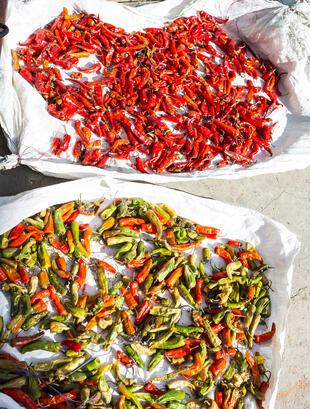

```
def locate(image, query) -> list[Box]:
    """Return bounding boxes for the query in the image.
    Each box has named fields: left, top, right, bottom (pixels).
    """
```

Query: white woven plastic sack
left=0, top=177, right=300, bottom=408
left=0, top=0, right=310, bottom=180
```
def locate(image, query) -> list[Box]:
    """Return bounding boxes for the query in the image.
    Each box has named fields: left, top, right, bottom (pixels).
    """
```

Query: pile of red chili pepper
left=0, top=197, right=276, bottom=408
left=12, top=7, right=281, bottom=173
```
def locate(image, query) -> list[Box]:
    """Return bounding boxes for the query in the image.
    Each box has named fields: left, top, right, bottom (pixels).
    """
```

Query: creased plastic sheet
left=0, top=0, right=310, bottom=181
left=0, top=177, right=300, bottom=408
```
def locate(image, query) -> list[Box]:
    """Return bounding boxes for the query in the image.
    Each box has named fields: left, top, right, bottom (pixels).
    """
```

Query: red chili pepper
left=0, top=266, right=7, bottom=281
left=145, top=383, right=165, bottom=397
left=255, top=323, right=276, bottom=343
left=61, top=340, right=82, bottom=352
left=215, top=348, right=236, bottom=360
left=117, top=350, right=134, bottom=367
left=215, top=246, right=232, bottom=263
left=9, top=232, right=34, bottom=248
left=30, top=289, right=50, bottom=305
left=194, top=279, right=203, bottom=303
left=215, top=391, right=224, bottom=408
left=39, top=388, right=80, bottom=406
left=164, top=345, right=191, bottom=359
left=18, top=265, right=30, bottom=283
left=210, top=358, right=226, bottom=378
left=3, top=388, right=38, bottom=409
left=129, top=281, right=139, bottom=304
left=75, top=258, right=87, bottom=288
left=228, top=240, right=241, bottom=247
left=98, top=260, right=117, bottom=274
left=9, top=223, right=25, bottom=241
left=135, top=299, right=152, bottom=325
left=49, top=235, right=69, bottom=254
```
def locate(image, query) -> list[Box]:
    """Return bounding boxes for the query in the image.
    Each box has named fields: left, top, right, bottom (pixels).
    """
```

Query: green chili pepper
left=183, top=264, right=197, bottom=289
left=156, top=257, right=176, bottom=282
left=98, top=375, right=111, bottom=403
left=100, top=204, right=117, bottom=220
left=144, top=274, right=154, bottom=293
left=97, top=268, right=108, bottom=292
left=2, top=247, right=19, bottom=259
left=48, top=269, right=67, bottom=296
left=118, top=383, right=143, bottom=409
left=10, top=289, right=21, bottom=317
left=157, top=335, right=185, bottom=350
left=107, top=236, right=136, bottom=246
left=0, top=316, right=3, bottom=338
left=122, top=243, right=138, bottom=264
left=175, top=325, right=204, bottom=334
left=168, top=402, right=188, bottom=409
left=146, top=209, right=162, bottom=239
left=243, top=303, right=256, bottom=328
left=136, top=241, right=145, bottom=260
left=71, top=221, right=80, bottom=244
left=90, top=296, right=105, bottom=315
left=27, top=367, right=41, bottom=400
left=64, top=303, right=86, bottom=321
left=0, top=232, right=9, bottom=249
left=38, top=244, right=51, bottom=270
left=148, top=351, right=164, bottom=372
left=109, top=280, right=123, bottom=295
left=225, top=312, right=243, bottom=333
left=56, top=355, right=88, bottom=380
left=202, top=317, right=221, bottom=347
left=149, top=327, right=175, bottom=349
left=223, top=359, right=237, bottom=381
left=70, top=281, right=79, bottom=306
left=84, top=358, right=101, bottom=372
left=248, top=313, right=261, bottom=348
left=157, top=391, right=185, bottom=404
left=34, top=357, right=72, bottom=372
left=114, top=242, right=133, bottom=259
left=105, top=322, right=123, bottom=350
left=255, top=297, right=269, bottom=314
left=178, top=283, right=200, bottom=311
left=22, top=311, right=49, bottom=331
left=124, top=345, right=144, bottom=368
left=117, top=227, right=140, bottom=238
left=53, top=209, right=66, bottom=236
left=21, top=340, right=60, bottom=354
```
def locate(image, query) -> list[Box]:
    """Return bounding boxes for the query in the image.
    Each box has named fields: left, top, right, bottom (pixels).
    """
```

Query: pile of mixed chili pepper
left=12, top=7, right=282, bottom=173
left=0, top=197, right=276, bottom=409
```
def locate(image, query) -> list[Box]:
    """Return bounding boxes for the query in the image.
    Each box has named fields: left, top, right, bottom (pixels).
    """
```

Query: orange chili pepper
left=122, top=310, right=136, bottom=335
left=83, top=228, right=93, bottom=254
left=196, top=225, right=220, bottom=238
left=166, top=267, right=183, bottom=287
left=245, top=350, right=261, bottom=386
left=166, top=229, right=176, bottom=246
left=120, top=286, right=138, bottom=309
left=240, top=252, right=262, bottom=268
left=171, top=240, right=202, bottom=252
left=135, top=258, right=152, bottom=284
left=1, top=265, right=21, bottom=284
left=246, top=285, right=256, bottom=300
left=49, top=285, right=67, bottom=316
left=32, top=299, right=48, bottom=312
left=181, top=352, right=203, bottom=376
left=118, top=395, right=126, bottom=409
left=119, top=218, right=145, bottom=226
left=140, top=223, right=157, bottom=234
left=75, top=259, right=87, bottom=288
left=44, top=212, right=54, bottom=235
left=126, top=254, right=150, bottom=269
left=56, top=257, right=67, bottom=272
